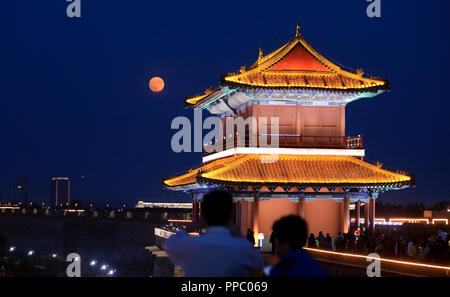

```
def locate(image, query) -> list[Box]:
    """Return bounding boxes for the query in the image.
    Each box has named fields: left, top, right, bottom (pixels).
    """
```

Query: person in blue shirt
left=269, top=215, right=325, bottom=277
left=164, top=190, right=265, bottom=277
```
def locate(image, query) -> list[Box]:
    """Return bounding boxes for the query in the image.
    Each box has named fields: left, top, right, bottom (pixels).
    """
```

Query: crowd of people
left=306, top=226, right=449, bottom=265
left=161, top=190, right=449, bottom=277
left=161, top=223, right=186, bottom=233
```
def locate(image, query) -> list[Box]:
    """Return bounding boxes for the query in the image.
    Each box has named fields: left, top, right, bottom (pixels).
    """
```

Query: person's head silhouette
left=272, top=215, right=308, bottom=258
left=201, top=190, right=233, bottom=227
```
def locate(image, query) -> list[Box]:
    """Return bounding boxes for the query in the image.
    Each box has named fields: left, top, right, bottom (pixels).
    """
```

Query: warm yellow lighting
left=0, top=206, right=20, bottom=210
left=167, top=219, right=192, bottom=223
left=351, top=218, right=385, bottom=222
left=186, top=27, right=387, bottom=108
left=222, top=30, right=387, bottom=90
left=223, top=72, right=385, bottom=90
left=164, top=154, right=412, bottom=188
left=185, top=93, right=208, bottom=105
left=64, top=209, right=85, bottom=213
left=201, top=155, right=411, bottom=184
left=303, top=248, right=450, bottom=271
left=185, top=87, right=219, bottom=105
left=389, top=218, right=429, bottom=224
left=432, top=218, right=448, bottom=225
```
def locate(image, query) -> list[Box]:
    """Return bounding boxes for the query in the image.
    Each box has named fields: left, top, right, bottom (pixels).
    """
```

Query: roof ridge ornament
left=296, top=24, right=301, bottom=38
left=356, top=68, right=364, bottom=77
left=258, top=46, right=263, bottom=61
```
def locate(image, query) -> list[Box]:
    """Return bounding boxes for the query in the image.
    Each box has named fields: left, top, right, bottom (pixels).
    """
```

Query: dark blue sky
left=1, top=1, right=449, bottom=206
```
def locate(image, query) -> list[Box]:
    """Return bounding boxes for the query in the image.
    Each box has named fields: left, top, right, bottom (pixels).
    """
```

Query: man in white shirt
left=163, top=190, right=265, bottom=277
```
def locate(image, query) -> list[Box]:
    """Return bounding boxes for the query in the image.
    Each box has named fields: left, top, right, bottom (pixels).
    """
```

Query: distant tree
left=376, top=201, right=429, bottom=217
left=430, top=201, right=449, bottom=211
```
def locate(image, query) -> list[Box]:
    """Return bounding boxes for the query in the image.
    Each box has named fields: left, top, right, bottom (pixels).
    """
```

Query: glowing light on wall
left=167, top=219, right=192, bottom=224
left=304, top=248, right=450, bottom=271
left=432, top=218, right=448, bottom=225
left=351, top=218, right=385, bottom=222
left=389, top=218, right=430, bottom=224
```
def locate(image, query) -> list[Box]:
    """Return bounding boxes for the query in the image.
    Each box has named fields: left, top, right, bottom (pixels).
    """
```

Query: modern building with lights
left=163, top=26, right=414, bottom=242
left=51, top=177, right=70, bottom=208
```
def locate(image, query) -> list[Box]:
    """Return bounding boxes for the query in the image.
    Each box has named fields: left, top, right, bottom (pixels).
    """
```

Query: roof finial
left=258, top=46, right=263, bottom=60
left=296, top=24, right=301, bottom=37
left=356, top=68, right=364, bottom=77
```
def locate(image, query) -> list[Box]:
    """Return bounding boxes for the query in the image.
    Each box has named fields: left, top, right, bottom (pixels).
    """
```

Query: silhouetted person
left=334, top=232, right=343, bottom=251
left=246, top=228, right=255, bottom=246
left=348, top=229, right=356, bottom=252
left=317, top=231, right=326, bottom=249
left=268, top=215, right=325, bottom=277
left=308, top=233, right=317, bottom=248
left=269, top=231, right=276, bottom=254
left=325, top=233, right=332, bottom=250
left=164, top=190, right=264, bottom=277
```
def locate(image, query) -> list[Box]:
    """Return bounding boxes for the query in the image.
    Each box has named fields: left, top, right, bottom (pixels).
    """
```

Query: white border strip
left=202, top=147, right=365, bottom=163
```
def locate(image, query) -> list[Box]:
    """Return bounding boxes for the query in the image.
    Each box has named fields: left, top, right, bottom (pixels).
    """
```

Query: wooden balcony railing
left=204, top=135, right=363, bottom=156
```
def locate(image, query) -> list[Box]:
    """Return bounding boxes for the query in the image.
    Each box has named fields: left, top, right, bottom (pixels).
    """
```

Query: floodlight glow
left=304, top=248, right=450, bottom=270
left=432, top=218, right=448, bottom=225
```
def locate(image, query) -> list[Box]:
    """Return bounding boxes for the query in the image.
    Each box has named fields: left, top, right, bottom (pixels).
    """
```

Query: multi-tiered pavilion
left=163, top=26, right=414, bottom=243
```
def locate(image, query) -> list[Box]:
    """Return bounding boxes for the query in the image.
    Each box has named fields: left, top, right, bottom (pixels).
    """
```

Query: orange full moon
left=149, top=76, right=165, bottom=92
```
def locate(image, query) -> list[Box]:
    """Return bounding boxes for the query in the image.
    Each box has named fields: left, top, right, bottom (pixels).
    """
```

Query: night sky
left=1, top=1, right=449, bottom=207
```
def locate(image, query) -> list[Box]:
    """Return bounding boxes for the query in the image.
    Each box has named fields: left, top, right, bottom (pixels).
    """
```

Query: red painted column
left=342, top=197, right=350, bottom=233
left=253, top=197, right=260, bottom=246
left=355, top=200, right=361, bottom=230
left=369, top=197, right=376, bottom=232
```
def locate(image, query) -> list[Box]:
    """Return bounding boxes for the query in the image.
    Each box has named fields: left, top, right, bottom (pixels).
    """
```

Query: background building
left=1, top=178, right=29, bottom=204
left=12, top=178, right=29, bottom=204
left=51, top=177, right=70, bottom=208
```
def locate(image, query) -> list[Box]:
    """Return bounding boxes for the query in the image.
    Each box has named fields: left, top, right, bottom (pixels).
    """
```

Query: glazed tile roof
left=222, top=26, right=387, bottom=91
left=185, top=87, right=220, bottom=105
left=163, top=155, right=413, bottom=190
left=185, top=25, right=388, bottom=107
